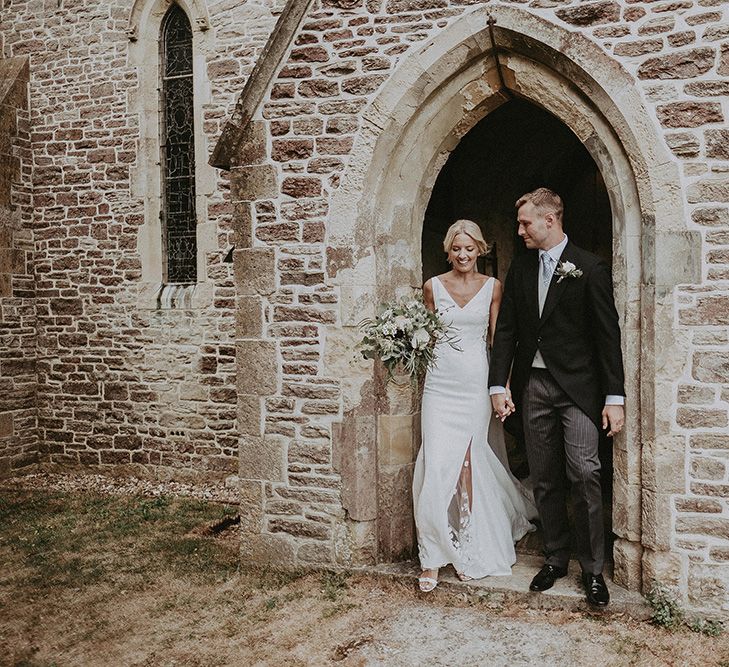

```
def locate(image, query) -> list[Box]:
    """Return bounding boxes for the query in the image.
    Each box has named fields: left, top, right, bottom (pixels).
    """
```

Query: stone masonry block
left=612, top=538, right=643, bottom=591
left=238, top=394, right=263, bottom=437
left=230, top=164, right=278, bottom=201
left=654, top=231, right=702, bottom=287
left=237, top=340, right=277, bottom=395
left=241, top=533, right=296, bottom=566
left=642, top=548, right=683, bottom=590
left=0, top=412, right=13, bottom=438
left=240, top=435, right=286, bottom=482
left=333, top=412, right=376, bottom=522
left=236, top=121, right=267, bottom=167
left=377, top=413, right=415, bottom=466
left=234, top=247, right=275, bottom=296
left=239, top=478, right=265, bottom=535
left=236, top=295, right=263, bottom=338
left=641, top=490, right=673, bottom=551
left=232, top=202, right=253, bottom=248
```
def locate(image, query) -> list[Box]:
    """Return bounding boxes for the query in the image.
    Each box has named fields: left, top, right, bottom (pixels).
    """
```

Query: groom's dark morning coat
left=488, top=241, right=625, bottom=426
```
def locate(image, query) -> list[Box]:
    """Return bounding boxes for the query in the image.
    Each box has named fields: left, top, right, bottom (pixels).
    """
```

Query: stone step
left=353, top=554, right=652, bottom=619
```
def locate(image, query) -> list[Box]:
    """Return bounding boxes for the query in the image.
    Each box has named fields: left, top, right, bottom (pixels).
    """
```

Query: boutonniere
left=555, top=260, right=583, bottom=283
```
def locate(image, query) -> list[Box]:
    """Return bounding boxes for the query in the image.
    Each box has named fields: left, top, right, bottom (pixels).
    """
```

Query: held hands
left=491, top=390, right=516, bottom=422
left=602, top=404, right=625, bottom=437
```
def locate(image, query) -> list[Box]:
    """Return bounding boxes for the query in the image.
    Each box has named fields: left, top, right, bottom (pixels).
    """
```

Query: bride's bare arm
left=423, top=278, right=435, bottom=312
left=488, top=279, right=503, bottom=345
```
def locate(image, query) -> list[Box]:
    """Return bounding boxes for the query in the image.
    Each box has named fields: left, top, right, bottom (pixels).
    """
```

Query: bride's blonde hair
left=443, top=219, right=489, bottom=256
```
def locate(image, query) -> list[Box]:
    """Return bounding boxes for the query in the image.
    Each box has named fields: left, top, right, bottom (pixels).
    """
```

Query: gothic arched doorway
left=422, top=97, right=615, bottom=560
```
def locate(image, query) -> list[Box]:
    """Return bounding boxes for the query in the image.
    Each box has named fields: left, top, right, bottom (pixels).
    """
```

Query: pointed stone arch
left=127, top=0, right=210, bottom=42
left=327, top=6, right=697, bottom=593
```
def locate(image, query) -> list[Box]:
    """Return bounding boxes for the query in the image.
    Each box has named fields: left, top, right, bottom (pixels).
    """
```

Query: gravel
left=1, top=470, right=240, bottom=504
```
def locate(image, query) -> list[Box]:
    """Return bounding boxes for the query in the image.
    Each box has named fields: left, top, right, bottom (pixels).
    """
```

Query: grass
left=1, top=484, right=728, bottom=666
left=0, top=489, right=239, bottom=590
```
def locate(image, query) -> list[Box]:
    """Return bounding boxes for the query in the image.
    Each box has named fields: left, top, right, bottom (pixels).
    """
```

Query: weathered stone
left=719, top=43, right=729, bottom=76
left=237, top=341, right=277, bottom=395
left=298, top=79, right=339, bottom=98
left=332, top=413, right=376, bottom=521
left=684, top=80, right=729, bottom=97
left=638, top=17, right=675, bottom=35
left=278, top=65, right=312, bottom=78
left=690, top=456, right=726, bottom=480
left=281, top=176, right=322, bottom=198
left=677, top=384, right=715, bottom=404
left=290, top=46, right=330, bottom=63
left=273, top=305, right=336, bottom=324
left=676, top=407, right=728, bottom=429
left=341, top=75, right=387, bottom=95
left=687, top=563, right=728, bottom=609
left=270, top=82, right=295, bottom=99
left=706, top=130, right=729, bottom=159
left=667, top=31, right=696, bottom=48
left=657, top=102, right=723, bottom=128
left=236, top=121, right=267, bottom=166
left=231, top=165, right=278, bottom=200
left=297, top=540, right=333, bottom=563
left=555, top=1, right=619, bottom=26
left=704, top=24, right=729, bottom=42
left=0, top=412, right=13, bottom=438
left=234, top=248, right=275, bottom=296
left=675, top=497, right=723, bottom=513
left=665, top=132, right=699, bottom=158
left=639, top=48, right=715, bottom=80
left=690, top=434, right=729, bottom=450
left=706, top=230, right=729, bottom=245
left=709, top=546, right=729, bottom=562
left=691, top=207, right=729, bottom=226
left=613, top=39, right=663, bottom=57
left=269, top=517, right=331, bottom=540
left=687, top=178, right=729, bottom=203
left=289, top=440, right=331, bottom=464
left=692, top=351, right=729, bottom=383
left=317, top=136, right=354, bottom=155
left=239, top=435, right=286, bottom=481
left=642, top=548, right=682, bottom=589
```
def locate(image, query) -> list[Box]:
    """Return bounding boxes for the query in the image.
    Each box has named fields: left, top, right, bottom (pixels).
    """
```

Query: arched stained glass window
left=161, top=5, right=197, bottom=284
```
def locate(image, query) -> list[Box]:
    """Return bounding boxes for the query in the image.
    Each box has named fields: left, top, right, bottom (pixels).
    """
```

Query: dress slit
left=447, top=437, right=474, bottom=560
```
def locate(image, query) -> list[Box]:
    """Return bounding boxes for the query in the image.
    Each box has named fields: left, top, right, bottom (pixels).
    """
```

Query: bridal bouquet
left=358, top=294, right=457, bottom=382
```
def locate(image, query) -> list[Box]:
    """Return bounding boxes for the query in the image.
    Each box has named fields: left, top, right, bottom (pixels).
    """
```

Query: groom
left=488, top=188, right=625, bottom=607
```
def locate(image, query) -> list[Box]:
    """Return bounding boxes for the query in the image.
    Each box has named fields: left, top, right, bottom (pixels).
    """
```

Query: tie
left=538, top=252, right=553, bottom=314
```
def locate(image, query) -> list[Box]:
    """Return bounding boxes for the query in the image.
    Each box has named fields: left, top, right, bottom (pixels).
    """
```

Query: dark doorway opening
left=421, top=97, right=614, bottom=559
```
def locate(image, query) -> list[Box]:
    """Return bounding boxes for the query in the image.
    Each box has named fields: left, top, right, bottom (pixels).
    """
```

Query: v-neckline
left=435, top=275, right=490, bottom=310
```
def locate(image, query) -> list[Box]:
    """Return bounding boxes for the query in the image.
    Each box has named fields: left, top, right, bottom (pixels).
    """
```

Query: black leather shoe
left=582, top=573, right=610, bottom=607
left=529, top=564, right=568, bottom=591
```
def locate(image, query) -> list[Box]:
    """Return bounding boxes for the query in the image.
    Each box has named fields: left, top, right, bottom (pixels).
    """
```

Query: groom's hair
left=515, top=188, right=564, bottom=222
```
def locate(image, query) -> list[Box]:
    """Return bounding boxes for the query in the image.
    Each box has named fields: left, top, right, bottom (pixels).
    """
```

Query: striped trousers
left=522, top=368, right=604, bottom=575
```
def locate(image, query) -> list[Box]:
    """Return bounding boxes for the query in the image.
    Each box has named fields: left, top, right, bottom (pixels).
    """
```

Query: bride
left=413, top=219, right=536, bottom=592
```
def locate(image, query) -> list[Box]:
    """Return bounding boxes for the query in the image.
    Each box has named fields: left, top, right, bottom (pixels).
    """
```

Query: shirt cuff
left=489, top=386, right=507, bottom=395
left=605, top=395, right=625, bottom=406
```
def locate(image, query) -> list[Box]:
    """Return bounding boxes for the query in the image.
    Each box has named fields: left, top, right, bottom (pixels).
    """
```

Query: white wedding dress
left=412, top=276, right=537, bottom=578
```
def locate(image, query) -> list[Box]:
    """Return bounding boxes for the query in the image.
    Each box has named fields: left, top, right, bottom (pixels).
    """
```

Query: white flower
left=411, top=328, right=430, bottom=349
left=381, top=322, right=396, bottom=336
left=394, top=315, right=410, bottom=331
left=555, top=260, right=583, bottom=283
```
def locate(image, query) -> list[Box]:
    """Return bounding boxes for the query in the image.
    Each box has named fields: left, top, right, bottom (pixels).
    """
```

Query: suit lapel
left=522, top=252, right=540, bottom=324
left=539, top=241, right=575, bottom=327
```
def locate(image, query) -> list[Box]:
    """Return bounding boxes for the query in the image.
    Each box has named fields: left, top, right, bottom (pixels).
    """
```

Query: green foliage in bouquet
left=358, top=293, right=458, bottom=383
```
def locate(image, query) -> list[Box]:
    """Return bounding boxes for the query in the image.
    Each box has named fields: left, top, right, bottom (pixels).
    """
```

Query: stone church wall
left=226, top=0, right=729, bottom=615
left=0, top=57, right=35, bottom=476
left=0, top=0, right=284, bottom=479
